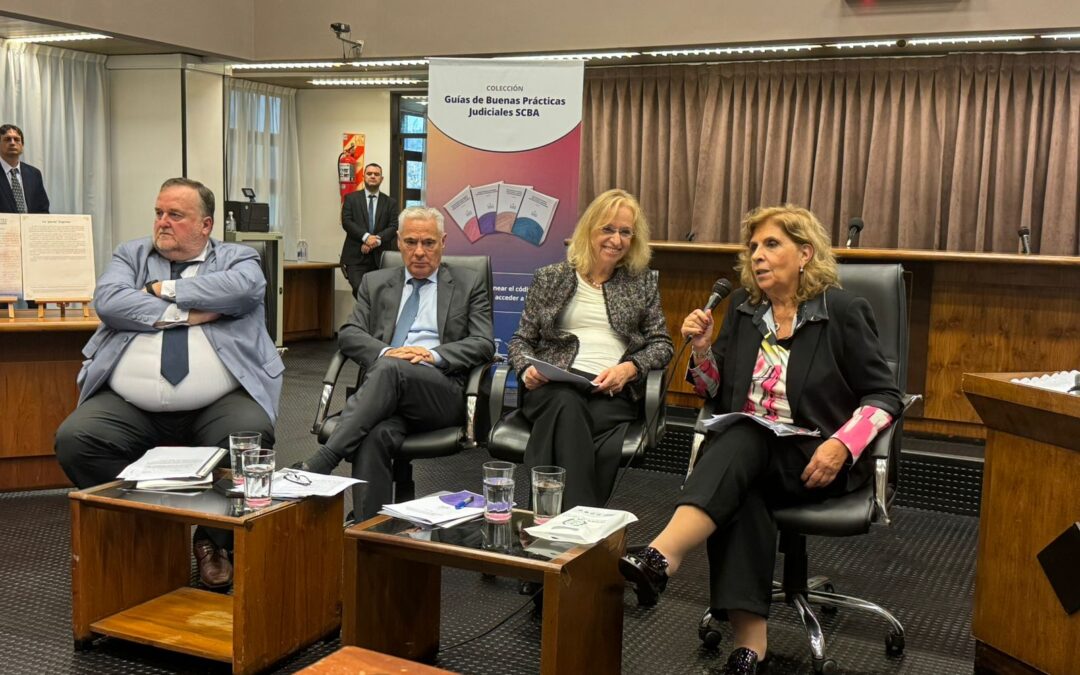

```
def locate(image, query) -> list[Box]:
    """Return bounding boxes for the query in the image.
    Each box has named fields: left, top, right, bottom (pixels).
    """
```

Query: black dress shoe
left=722, top=647, right=761, bottom=675
left=618, top=546, right=669, bottom=606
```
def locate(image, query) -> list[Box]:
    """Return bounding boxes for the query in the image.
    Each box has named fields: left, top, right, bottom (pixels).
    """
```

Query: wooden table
left=70, top=482, right=344, bottom=674
left=284, top=261, right=338, bottom=342
left=651, top=243, right=1080, bottom=441
left=0, top=309, right=98, bottom=490
left=963, top=372, right=1080, bottom=674
left=299, top=646, right=457, bottom=674
left=342, top=512, right=626, bottom=674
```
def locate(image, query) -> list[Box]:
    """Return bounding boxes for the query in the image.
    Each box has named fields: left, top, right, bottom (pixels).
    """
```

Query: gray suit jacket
left=339, top=262, right=495, bottom=380
left=78, top=237, right=284, bottom=423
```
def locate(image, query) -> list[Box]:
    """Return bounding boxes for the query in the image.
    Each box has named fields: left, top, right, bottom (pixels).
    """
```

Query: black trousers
left=519, top=381, right=638, bottom=510
left=323, top=357, right=464, bottom=520
left=55, top=387, right=275, bottom=549
left=343, top=260, right=376, bottom=297
left=678, top=419, right=852, bottom=619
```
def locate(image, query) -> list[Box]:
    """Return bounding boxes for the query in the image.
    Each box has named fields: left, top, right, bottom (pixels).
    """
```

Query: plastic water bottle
left=225, top=211, right=237, bottom=233
left=296, top=239, right=308, bottom=262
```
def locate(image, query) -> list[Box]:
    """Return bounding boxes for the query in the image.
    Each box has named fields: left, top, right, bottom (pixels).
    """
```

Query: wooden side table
left=70, top=482, right=344, bottom=674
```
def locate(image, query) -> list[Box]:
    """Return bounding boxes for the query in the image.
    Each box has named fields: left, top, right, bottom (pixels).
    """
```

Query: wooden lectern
left=963, top=372, right=1080, bottom=674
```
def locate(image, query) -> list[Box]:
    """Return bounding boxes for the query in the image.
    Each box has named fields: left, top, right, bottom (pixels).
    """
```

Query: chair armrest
left=644, top=368, right=667, bottom=450
left=311, top=350, right=349, bottom=435
left=488, top=363, right=512, bottom=433
left=463, top=362, right=494, bottom=446
left=869, top=393, right=920, bottom=525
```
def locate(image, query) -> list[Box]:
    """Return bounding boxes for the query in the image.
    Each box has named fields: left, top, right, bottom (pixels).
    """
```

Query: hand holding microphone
left=682, top=278, right=733, bottom=352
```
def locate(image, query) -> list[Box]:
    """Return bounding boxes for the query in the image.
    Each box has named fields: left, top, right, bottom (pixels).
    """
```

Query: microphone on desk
left=1018, top=227, right=1032, bottom=255
left=846, top=217, right=864, bottom=248
left=685, top=231, right=697, bottom=242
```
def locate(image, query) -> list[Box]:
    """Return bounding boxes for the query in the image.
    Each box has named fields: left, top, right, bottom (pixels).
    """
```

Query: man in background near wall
left=341, top=162, right=399, bottom=296
left=0, top=124, right=50, bottom=214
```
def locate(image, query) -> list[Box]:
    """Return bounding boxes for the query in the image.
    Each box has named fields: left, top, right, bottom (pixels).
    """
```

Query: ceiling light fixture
left=502, top=51, right=639, bottom=61
left=309, top=77, right=423, bottom=86
left=1041, top=32, right=1080, bottom=40
left=231, top=62, right=344, bottom=70
left=350, top=59, right=430, bottom=67
left=826, top=40, right=898, bottom=49
left=645, top=44, right=820, bottom=57
left=7, top=33, right=111, bottom=43
left=907, top=34, right=1035, bottom=46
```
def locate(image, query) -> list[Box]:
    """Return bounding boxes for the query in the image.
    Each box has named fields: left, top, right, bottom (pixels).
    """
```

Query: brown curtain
left=580, top=53, right=1080, bottom=255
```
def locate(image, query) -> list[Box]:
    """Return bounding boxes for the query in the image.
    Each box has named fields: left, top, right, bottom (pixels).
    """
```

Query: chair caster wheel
left=886, top=631, right=905, bottom=655
left=813, top=657, right=838, bottom=674
left=697, top=609, right=724, bottom=649
left=820, top=582, right=838, bottom=615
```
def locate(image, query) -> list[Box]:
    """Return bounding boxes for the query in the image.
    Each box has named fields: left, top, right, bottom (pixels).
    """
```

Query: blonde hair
left=567, top=189, right=652, bottom=276
left=735, top=204, right=840, bottom=305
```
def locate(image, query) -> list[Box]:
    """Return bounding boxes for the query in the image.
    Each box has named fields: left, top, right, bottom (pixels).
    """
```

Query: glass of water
left=229, top=432, right=261, bottom=487
left=241, top=448, right=275, bottom=510
left=482, top=460, right=515, bottom=523
left=530, top=465, right=566, bottom=524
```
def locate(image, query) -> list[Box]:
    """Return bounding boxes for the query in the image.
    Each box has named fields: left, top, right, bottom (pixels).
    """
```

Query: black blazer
left=0, top=162, right=50, bottom=213
left=708, top=287, right=903, bottom=489
left=340, top=190, right=399, bottom=267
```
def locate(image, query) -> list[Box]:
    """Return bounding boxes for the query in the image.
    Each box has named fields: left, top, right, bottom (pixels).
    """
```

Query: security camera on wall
left=331, top=22, right=364, bottom=59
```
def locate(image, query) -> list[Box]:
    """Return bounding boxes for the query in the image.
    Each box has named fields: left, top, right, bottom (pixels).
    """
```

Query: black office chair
left=310, top=252, right=495, bottom=504
left=692, top=263, right=913, bottom=674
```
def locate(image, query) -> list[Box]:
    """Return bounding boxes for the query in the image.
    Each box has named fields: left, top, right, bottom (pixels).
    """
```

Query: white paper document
left=270, top=469, right=364, bottom=499
left=117, top=446, right=227, bottom=482
left=524, top=506, right=637, bottom=545
left=525, top=356, right=596, bottom=388
left=134, top=475, right=213, bottom=493
left=20, top=214, right=96, bottom=299
left=381, top=490, right=485, bottom=528
left=0, top=214, right=23, bottom=296
left=1010, top=370, right=1080, bottom=395
left=704, top=413, right=821, bottom=438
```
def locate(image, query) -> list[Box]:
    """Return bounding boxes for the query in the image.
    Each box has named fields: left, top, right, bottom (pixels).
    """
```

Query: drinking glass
left=530, top=465, right=566, bottom=524
left=241, top=448, right=275, bottom=510
left=482, top=461, right=515, bottom=523
left=229, top=432, right=261, bottom=487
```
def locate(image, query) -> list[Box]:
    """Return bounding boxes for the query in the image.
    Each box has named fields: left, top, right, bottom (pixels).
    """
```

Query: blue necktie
left=390, top=278, right=429, bottom=348
left=161, top=261, right=195, bottom=385
left=368, top=194, right=377, bottom=232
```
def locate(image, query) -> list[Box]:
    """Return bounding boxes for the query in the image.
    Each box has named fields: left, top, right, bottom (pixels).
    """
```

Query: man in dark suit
left=340, top=163, right=399, bottom=296
left=300, top=206, right=494, bottom=518
left=0, top=124, right=50, bottom=214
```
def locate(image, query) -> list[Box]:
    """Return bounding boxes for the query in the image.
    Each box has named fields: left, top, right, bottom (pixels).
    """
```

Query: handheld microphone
left=846, top=217, right=864, bottom=248
left=685, top=231, right=697, bottom=242
left=1018, top=227, right=1032, bottom=255
left=703, top=278, right=734, bottom=312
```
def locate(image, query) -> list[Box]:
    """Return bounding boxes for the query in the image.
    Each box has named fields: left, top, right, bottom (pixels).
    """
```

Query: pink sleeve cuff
left=686, top=354, right=720, bottom=398
left=831, top=405, right=893, bottom=462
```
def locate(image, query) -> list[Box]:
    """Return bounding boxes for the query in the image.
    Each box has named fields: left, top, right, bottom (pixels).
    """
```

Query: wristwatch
left=145, top=281, right=157, bottom=296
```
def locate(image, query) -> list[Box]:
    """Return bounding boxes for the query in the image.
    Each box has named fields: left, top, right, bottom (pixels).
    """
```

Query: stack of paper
left=118, top=447, right=227, bottom=491
left=1011, top=370, right=1080, bottom=394
left=270, top=469, right=364, bottom=499
left=380, top=490, right=485, bottom=529
left=524, top=506, right=637, bottom=545
left=704, top=412, right=821, bottom=437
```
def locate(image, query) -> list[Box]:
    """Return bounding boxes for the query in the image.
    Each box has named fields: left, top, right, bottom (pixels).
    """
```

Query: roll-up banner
left=427, top=58, right=584, bottom=353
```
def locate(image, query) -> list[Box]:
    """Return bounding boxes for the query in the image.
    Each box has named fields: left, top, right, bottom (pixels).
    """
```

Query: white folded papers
left=524, top=506, right=637, bottom=545
left=118, top=446, right=227, bottom=482
left=1010, top=370, right=1080, bottom=394
left=704, top=412, right=821, bottom=438
left=380, top=490, right=485, bottom=529
left=525, top=356, right=595, bottom=387
left=134, top=475, right=213, bottom=493
left=270, top=469, right=364, bottom=499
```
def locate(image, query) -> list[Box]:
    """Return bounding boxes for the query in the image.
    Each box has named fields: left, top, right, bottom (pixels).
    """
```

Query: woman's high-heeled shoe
left=722, top=647, right=762, bottom=675
left=618, top=546, right=669, bottom=606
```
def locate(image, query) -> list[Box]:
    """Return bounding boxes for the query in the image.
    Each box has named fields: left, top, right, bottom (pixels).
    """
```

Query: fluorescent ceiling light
left=1041, top=32, right=1080, bottom=40
left=232, top=62, right=344, bottom=70
left=403, top=95, right=429, bottom=105
left=502, top=52, right=639, bottom=61
left=309, top=77, right=423, bottom=86
left=827, top=40, right=897, bottom=49
left=645, top=44, right=820, bottom=57
left=350, top=59, right=429, bottom=67
left=7, top=33, right=111, bottom=43
left=907, top=34, right=1034, bottom=46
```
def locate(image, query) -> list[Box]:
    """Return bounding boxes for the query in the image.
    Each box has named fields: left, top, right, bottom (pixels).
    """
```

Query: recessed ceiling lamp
left=309, top=77, right=423, bottom=86
left=1041, top=32, right=1080, bottom=40
left=350, top=59, right=429, bottom=67
left=646, top=44, right=820, bottom=57
left=7, top=33, right=111, bottom=43
left=826, top=40, right=898, bottom=49
left=907, top=34, right=1035, bottom=46
left=502, top=52, right=639, bottom=61
left=231, top=62, right=344, bottom=70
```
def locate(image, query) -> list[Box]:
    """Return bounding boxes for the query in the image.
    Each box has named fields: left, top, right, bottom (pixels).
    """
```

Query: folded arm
left=93, top=247, right=175, bottom=332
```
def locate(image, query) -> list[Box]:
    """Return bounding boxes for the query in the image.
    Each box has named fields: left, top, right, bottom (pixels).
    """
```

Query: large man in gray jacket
left=55, top=177, right=283, bottom=588
left=299, top=206, right=494, bottom=519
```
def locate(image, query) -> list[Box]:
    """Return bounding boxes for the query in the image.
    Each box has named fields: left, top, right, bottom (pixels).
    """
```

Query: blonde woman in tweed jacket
left=508, top=189, right=673, bottom=509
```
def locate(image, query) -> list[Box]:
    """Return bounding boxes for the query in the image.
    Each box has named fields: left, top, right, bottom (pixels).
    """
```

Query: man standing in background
left=340, top=163, right=399, bottom=296
left=0, top=124, right=50, bottom=214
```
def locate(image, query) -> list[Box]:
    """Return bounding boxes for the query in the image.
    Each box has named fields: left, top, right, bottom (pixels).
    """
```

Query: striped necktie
left=390, top=278, right=430, bottom=347
left=10, top=168, right=27, bottom=214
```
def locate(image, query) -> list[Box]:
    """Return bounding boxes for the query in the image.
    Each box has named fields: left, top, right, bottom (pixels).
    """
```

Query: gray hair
left=398, top=206, right=445, bottom=234
left=160, top=177, right=215, bottom=220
